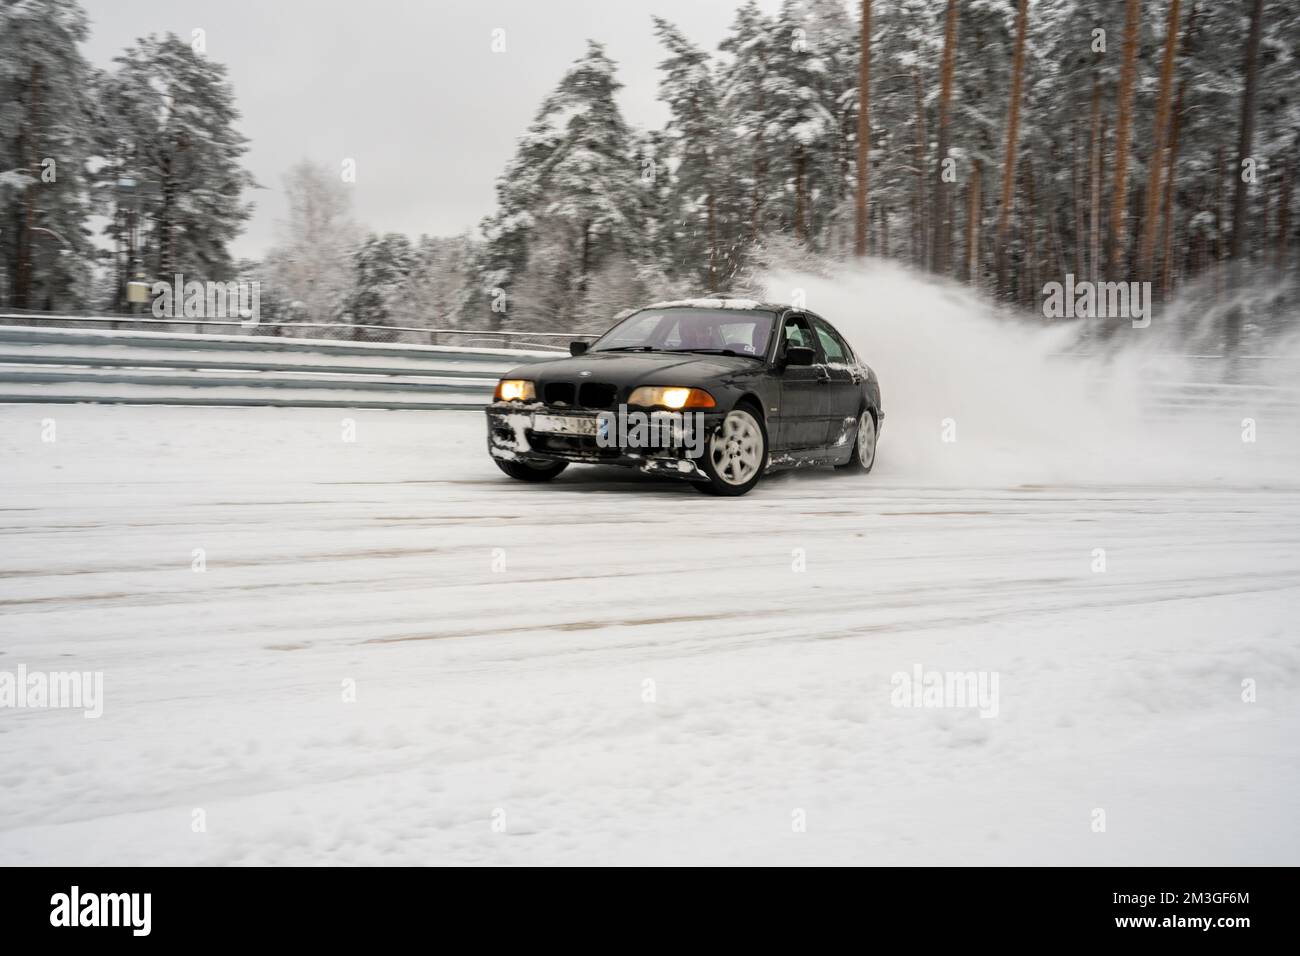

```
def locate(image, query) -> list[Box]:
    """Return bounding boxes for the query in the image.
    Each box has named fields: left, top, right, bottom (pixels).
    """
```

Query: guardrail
left=0, top=312, right=596, bottom=353
left=0, top=324, right=562, bottom=410
left=4, top=318, right=1294, bottom=415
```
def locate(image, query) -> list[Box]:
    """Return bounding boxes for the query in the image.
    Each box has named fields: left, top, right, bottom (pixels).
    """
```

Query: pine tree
left=719, top=0, right=778, bottom=244
left=870, top=0, right=939, bottom=266
left=763, top=0, right=847, bottom=247
left=478, top=41, right=643, bottom=328
left=95, top=33, right=256, bottom=308
left=348, top=232, right=413, bottom=339
left=0, top=0, right=96, bottom=310
left=653, top=17, right=727, bottom=291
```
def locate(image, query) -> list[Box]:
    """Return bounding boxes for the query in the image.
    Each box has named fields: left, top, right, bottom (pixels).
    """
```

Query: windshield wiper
left=665, top=348, right=752, bottom=358
left=596, top=345, right=661, bottom=352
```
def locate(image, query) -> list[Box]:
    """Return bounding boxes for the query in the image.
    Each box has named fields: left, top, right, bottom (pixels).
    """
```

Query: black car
left=485, top=300, right=883, bottom=496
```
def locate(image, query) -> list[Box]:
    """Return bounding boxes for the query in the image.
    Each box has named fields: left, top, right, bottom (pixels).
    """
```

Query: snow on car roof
left=642, top=298, right=774, bottom=311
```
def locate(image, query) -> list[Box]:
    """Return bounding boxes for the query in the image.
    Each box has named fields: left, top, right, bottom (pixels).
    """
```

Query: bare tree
left=265, top=160, right=361, bottom=327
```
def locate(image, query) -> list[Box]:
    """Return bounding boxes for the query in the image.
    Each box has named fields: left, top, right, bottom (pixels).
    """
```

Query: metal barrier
left=0, top=312, right=596, bottom=353
left=0, top=323, right=562, bottom=410
left=7, top=317, right=1292, bottom=416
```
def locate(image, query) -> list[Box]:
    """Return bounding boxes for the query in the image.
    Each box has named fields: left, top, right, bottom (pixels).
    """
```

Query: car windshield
left=591, top=308, right=774, bottom=359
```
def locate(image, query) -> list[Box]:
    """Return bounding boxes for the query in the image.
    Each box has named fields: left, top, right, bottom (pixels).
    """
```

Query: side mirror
left=784, top=345, right=815, bottom=367
left=569, top=341, right=589, bottom=356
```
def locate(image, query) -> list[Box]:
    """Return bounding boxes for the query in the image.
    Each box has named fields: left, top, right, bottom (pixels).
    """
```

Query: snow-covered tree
left=389, top=233, right=477, bottom=337
left=719, top=0, right=780, bottom=245
left=477, top=41, right=645, bottom=328
left=653, top=17, right=732, bottom=290
left=762, top=0, right=849, bottom=247
left=0, top=0, right=97, bottom=310
left=264, top=159, right=360, bottom=327
left=348, top=232, right=414, bottom=339
left=94, top=33, right=256, bottom=308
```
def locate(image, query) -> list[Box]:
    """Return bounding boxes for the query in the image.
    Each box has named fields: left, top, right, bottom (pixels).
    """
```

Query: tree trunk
left=1158, top=99, right=1184, bottom=295
left=1088, top=73, right=1104, bottom=282
left=1048, top=208, right=1068, bottom=282
left=13, top=61, right=43, bottom=310
left=752, top=58, right=767, bottom=242
left=794, top=147, right=807, bottom=244
left=1138, top=0, right=1182, bottom=281
left=160, top=154, right=175, bottom=279
left=995, top=0, right=1030, bottom=296
left=930, top=0, right=959, bottom=275
left=1160, top=2, right=1200, bottom=296
left=1224, top=0, right=1264, bottom=351
left=1230, top=0, right=1265, bottom=261
left=912, top=69, right=928, bottom=268
left=1072, top=117, right=1085, bottom=280
left=854, top=0, right=872, bottom=256
left=707, top=190, right=719, bottom=292
left=1278, top=148, right=1294, bottom=270
left=966, top=159, right=982, bottom=289
left=1107, top=0, right=1142, bottom=277
left=1215, top=145, right=1227, bottom=266
left=579, top=222, right=591, bottom=293
left=1024, top=157, right=1038, bottom=308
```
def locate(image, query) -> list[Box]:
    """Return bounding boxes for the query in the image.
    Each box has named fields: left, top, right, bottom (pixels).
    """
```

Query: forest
left=1, top=0, right=1296, bottom=345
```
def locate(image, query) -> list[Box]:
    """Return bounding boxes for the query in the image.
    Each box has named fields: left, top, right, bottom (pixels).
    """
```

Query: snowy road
left=1, top=404, right=1299, bottom=865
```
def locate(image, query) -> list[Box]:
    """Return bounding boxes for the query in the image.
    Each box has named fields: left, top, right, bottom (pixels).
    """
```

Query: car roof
left=639, top=298, right=798, bottom=313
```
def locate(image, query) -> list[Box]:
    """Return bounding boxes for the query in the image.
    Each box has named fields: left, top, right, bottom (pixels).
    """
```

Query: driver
left=678, top=318, right=718, bottom=350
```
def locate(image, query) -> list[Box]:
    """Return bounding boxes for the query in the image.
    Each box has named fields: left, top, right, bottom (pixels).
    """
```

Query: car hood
left=506, top=350, right=760, bottom=389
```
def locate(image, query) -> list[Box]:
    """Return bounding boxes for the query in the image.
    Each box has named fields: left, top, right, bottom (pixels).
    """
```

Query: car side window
left=812, top=319, right=850, bottom=364
left=780, top=313, right=819, bottom=357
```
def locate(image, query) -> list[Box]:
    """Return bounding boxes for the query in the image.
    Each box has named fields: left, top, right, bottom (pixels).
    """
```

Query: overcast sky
left=79, top=0, right=783, bottom=261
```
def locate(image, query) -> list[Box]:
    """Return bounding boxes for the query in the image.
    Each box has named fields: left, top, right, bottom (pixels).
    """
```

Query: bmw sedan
left=485, top=299, right=883, bottom=496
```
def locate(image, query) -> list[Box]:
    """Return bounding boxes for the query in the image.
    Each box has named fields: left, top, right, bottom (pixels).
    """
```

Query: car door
left=774, top=312, right=828, bottom=451
left=810, top=315, right=862, bottom=450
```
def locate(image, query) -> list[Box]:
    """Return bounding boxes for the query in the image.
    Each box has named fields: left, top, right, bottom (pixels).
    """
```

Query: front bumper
left=485, top=402, right=720, bottom=481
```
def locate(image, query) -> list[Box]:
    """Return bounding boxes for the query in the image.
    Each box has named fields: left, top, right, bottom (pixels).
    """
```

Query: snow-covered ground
left=1, top=397, right=1298, bottom=865
left=2, top=265, right=1298, bottom=865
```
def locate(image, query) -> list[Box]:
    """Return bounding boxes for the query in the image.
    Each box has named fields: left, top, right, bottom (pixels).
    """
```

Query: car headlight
left=494, top=379, right=536, bottom=402
left=628, top=386, right=716, bottom=410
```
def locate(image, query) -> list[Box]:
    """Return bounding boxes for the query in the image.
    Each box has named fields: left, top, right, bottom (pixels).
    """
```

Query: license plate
left=532, top=413, right=599, bottom=436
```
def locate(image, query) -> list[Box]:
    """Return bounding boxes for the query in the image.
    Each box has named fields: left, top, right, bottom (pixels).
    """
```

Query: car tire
left=494, top=458, right=568, bottom=482
left=695, top=404, right=767, bottom=497
left=835, top=409, right=877, bottom=474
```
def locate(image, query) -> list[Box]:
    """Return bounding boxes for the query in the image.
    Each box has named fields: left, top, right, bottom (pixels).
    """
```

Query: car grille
left=543, top=382, right=576, bottom=406
left=578, top=382, right=617, bottom=409
left=541, top=381, right=618, bottom=409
